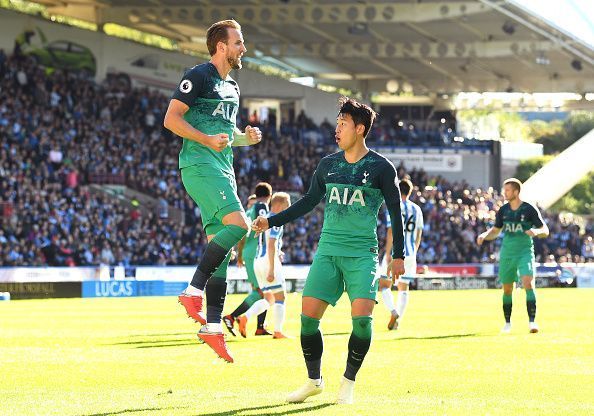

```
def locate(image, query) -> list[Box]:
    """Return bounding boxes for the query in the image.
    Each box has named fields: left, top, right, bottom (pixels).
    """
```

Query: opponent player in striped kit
left=379, top=179, right=423, bottom=330
left=237, top=192, right=292, bottom=339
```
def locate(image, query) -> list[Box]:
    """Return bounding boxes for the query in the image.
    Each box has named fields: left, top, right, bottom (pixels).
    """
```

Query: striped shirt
left=256, top=214, right=284, bottom=259
left=386, top=200, right=423, bottom=257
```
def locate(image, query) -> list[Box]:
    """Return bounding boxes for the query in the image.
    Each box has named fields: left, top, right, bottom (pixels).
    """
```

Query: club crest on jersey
left=328, top=186, right=365, bottom=206
left=362, top=171, right=369, bottom=184
left=179, top=79, right=192, bottom=93
left=503, top=223, right=523, bottom=233
left=212, top=102, right=238, bottom=122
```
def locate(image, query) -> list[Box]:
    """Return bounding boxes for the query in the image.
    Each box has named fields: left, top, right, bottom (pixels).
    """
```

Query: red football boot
left=197, top=329, right=234, bottom=363
left=237, top=315, right=248, bottom=338
left=178, top=292, right=206, bottom=325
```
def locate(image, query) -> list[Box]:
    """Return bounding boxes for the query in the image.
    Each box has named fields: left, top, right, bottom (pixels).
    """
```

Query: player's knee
left=223, top=211, right=250, bottom=231
left=379, top=278, right=392, bottom=290
left=352, top=316, right=373, bottom=339
left=522, top=278, right=535, bottom=289
left=300, top=314, right=320, bottom=336
left=274, top=292, right=285, bottom=302
left=237, top=218, right=249, bottom=231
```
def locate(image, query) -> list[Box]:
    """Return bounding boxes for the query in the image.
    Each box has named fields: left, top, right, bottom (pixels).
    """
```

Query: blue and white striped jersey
left=256, top=213, right=284, bottom=259
left=386, top=200, right=423, bottom=257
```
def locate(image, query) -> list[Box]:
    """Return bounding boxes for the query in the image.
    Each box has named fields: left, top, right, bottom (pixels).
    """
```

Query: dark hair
left=338, top=96, right=377, bottom=138
left=254, top=182, right=272, bottom=198
left=503, top=178, right=522, bottom=193
left=206, top=19, right=241, bottom=56
left=399, top=179, right=413, bottom=197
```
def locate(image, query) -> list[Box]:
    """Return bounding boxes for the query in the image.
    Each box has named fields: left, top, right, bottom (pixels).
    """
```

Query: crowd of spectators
left=0, top=51, right=592, bottom=267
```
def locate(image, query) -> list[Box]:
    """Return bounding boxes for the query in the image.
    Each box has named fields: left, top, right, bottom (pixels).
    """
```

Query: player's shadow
left=392, top=333, right=480, bottom=341
left=197, top=402, right=334, bottom=416
left=110, top=338, right=197, bottom=349
left=111, top=337, right=246, bottom=349
left=128, top=332, right=196, bottom=337
left=113, top=338, right=194, bottom=345
left=81, top=406, right=187, bottom=416
left=135, top=341, right=198, bottom=349
left=321, top=332, right=350, bottom=337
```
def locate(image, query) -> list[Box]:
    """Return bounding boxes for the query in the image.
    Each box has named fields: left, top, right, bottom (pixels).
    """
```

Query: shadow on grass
left=81, top=406, right=187, bottom=416
left=115, top=331, right=350, bottom=349
left=113, top=338, right=194, bottom=346
left=197, top=402, right=335, bottom=416
left=135, top=341, right=199, bottom=349
left=112, top=334, right=248, bottom=349
left=386, top=333, right=481, bottom=341
left=129, top=332, right=196, bottom=337
left=321, top=332, right=350, bottom=337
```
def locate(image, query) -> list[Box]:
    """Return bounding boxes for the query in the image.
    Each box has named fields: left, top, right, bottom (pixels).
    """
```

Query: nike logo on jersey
left=327, top=172, right=337, bottom=176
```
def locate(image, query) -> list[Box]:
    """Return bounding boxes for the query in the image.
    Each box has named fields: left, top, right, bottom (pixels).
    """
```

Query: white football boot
left=286, top=378, right=324, bottom=403
left=337, top=377, right=355, bottom=405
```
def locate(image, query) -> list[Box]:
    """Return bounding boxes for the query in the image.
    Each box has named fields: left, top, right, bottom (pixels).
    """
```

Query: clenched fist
left=245, top=125, right=262, bottom=145
left=206, top=133, right=229, bottom=152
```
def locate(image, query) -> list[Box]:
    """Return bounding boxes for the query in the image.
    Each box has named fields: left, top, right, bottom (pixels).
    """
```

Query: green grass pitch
left=1, top=289, right=593, bottom=415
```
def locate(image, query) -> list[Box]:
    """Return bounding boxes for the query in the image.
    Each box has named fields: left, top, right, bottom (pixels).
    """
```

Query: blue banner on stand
left=82, top=281, right=137, bottom=298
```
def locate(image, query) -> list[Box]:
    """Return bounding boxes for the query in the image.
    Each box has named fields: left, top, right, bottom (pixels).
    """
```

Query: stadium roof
left=31, top=0, right=594, bottom=95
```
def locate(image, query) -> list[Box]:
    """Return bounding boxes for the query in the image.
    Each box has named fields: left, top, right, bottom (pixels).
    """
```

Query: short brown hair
left=503, top=178, right=522, bottom=193
left=338, top=96, right=377, bottom=138
left=206, top=19, right=241, bottom=56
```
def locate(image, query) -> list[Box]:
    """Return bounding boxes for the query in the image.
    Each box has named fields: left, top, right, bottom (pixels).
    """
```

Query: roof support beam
left=102, top=2, right=490, bottom=26
left=251, top=40, right=558, bottom=60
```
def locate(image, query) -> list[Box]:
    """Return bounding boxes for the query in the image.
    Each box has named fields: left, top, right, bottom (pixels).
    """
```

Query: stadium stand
left=0, top=54, right=592, bottom=266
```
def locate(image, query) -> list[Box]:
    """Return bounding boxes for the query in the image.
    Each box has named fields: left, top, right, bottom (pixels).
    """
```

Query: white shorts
left=380, top=256, right=417, bottom=284
left=254, top=256, right=285, bottom=293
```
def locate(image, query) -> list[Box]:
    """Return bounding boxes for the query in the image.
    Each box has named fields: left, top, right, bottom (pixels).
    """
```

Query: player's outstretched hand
left=245, top=125, right=262, bottom=145
left=387, top=258, right=405, bottom=281
left=206, top=133, right=229, bottom=152
left=251, top=216, right=269, bottom=234
left=476, top=232, right=486, bottom=246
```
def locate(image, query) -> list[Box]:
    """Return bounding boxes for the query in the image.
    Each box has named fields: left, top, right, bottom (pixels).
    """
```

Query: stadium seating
left=1, top=54, right=592, bottom=266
